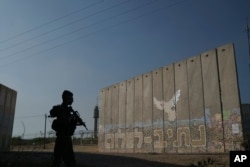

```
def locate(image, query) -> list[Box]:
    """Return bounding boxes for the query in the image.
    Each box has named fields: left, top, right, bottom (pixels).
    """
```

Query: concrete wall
left=98, top=43, right=244, bottom=153
left=0, top=84, right=17, bottom=151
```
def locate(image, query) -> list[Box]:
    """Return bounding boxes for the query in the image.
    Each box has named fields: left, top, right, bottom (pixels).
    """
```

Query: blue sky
left=0, top=0, right=249, bottom=138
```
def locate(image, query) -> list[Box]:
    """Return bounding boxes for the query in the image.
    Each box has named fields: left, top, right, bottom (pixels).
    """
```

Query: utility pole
left=244, top=18, right=250, bottom=72
left=43, top=113, right=47, bottom=149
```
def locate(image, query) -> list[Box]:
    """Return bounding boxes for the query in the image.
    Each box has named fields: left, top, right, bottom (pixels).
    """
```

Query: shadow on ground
left=76, top=152, right=188, bottom=167
left=0, top=151, right=187, bottom=167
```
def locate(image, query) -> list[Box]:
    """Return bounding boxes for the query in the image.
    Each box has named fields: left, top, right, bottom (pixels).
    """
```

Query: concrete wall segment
left=126, top=78, right=135, bottom=153
left=187, top=55, right=204, bottom=118
left=217, top=43, right=240, bottom=110
left=118, top=81, right=126, bottom=129
left=11, top=91, right=17, bottom=114
left=0, top=83, right=17, bottom=151
left=134, top=75, right=143, bottom=153
left=98, top=43, right=244, bottom=153
left=117, top=81, right=126, bottom=152
left=98, top=89, right=105, bottom=134
left=152, top=68, right=164, bottom=126
left=174, top=60, right=191, bottom=153
left=142, top=72, right=153, bottom=152
left=104, top=86, right=112, bottom=133
left=0, top=85, right=6, bottom=106
left=201, top=49, right=225, bottom=153
left=174, top=60, right=189, bottom=121
left=187, top=55, right=206, bottom=153
left=217, top=43, right=243, bottom=151
left=111, top=84, right=119, bottom=152
left=126, top=79, right=134, bottom=127
left=174, top=60, right=188, bottom=123
left=104, top=86, right=112, bottom=152
left=134, top=75, right=143, bottom=127
left=142, top=72, right=153, bottom=125
left=152, top=67, right=164, bottom=153
left=162, top=63, right=177, bottom=153
left=111, top=84, right=119, bottom=129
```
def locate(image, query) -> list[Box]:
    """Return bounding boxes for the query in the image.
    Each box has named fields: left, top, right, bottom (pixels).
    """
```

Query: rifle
left=70, top=107, right=88, bottom=131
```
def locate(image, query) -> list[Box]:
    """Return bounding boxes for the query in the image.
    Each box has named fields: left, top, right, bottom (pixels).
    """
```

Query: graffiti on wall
left=205, top=107, right=242, bottom=152
left=104, top=125, right=206, bottom=149
left=104, top=124, right=206, bottom=149
left=153, top=89, right=181, bottom=121
left=102, top=107, right=242, bottom=151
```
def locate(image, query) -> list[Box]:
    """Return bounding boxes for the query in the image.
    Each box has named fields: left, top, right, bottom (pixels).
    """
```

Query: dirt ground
left=1, top=145, right=230, bottom=167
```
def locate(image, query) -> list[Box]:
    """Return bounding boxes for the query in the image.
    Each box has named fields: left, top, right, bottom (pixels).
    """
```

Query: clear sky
left=0, top=0, right=249, bottom=138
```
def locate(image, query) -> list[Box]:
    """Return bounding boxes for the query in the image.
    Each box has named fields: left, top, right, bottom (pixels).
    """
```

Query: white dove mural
left=153, top=89, right=181, bottom=121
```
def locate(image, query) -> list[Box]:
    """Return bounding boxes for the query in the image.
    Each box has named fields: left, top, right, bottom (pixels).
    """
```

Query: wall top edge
left=0, top=83, right=17, bottom=93
left=100, top=42, right=234, bottom=90
left=216, top=42, right=234, bottom=50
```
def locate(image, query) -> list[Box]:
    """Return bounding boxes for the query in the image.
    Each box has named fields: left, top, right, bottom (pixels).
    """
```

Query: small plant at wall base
left=189, top=157, right=216, bottom=167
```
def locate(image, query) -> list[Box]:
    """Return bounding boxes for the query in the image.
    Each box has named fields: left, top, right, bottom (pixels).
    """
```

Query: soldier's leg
left=51, top=137, right=63, bottom=167
left=62, top=137, right=76, bottom=167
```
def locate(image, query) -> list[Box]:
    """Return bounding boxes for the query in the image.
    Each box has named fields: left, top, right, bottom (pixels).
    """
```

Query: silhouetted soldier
left=50, top=90, right=77, bottom=167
